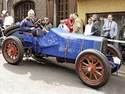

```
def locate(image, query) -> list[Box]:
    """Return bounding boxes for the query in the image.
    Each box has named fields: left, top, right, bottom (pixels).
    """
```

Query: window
left=56, top=0, right=69, bottom=25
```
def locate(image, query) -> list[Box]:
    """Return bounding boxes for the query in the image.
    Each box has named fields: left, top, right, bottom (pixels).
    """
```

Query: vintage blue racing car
left=1, top=22, right=122, bottom=88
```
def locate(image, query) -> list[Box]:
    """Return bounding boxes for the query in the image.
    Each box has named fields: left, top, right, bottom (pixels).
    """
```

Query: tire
left=75, top=49, right=111, bottom=88
left=2, top=36, right=24, bottom=65
left=107, top=44, right=122, bottom=73
left=4, top=24, right=20, bottom=35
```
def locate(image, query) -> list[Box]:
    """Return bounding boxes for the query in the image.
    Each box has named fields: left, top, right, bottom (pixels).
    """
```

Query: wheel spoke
left=96, top=71, right=102, bottom=76
left=96, top=66, right=103, bottom=70
left=93, top=72, right=98, bottom=80
left=84, top=71, right=89, bottom=76
left=94, top=61, right=99, bottom=66
left=82, top=65, right=87, bottom=69
left=89, top=72, right=93, bottom=80
left=86, top=58, right=91, bottom=64
left=82, top=62, right=88, bottom=66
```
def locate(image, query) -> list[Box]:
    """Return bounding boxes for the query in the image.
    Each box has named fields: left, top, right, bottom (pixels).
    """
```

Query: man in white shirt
left=3, top=11, right=14, bottom=28
left=102, top=14, right=118, bottom=39
left=84, top=18, right=93, bottom=36
left=58, top=20, right=70, bottom=32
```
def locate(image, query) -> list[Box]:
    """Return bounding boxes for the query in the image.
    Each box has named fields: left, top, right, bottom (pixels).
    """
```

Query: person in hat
left=20, top=9, right=39, bottom=32
left=20, top=9, right=35, bottom=28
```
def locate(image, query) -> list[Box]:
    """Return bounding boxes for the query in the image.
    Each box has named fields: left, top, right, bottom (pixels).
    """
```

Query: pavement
left=1, top=57, right=125, bottom=94
left=0, top=50, right=125, bottom=94
left=118, top=64, right=125, bottom=77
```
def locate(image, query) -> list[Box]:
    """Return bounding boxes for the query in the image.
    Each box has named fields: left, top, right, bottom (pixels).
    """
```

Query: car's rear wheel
left=2, top=36, right=24, bottom=65
left=75, top=49, right=111, bottom=88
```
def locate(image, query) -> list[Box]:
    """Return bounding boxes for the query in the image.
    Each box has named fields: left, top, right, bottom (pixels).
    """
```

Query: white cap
left=2, top=10, right=7, bottom=14
left=28, top=9, right=35, bottom=16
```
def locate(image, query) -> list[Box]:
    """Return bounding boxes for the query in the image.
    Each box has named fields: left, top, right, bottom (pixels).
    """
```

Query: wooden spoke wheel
left=2, top=36, right=24, bottom=65
left=76, top=50, right=111, bottom=88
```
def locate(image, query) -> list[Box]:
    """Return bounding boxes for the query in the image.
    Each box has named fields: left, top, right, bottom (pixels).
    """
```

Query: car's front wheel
left=75, top=49, right=111, bottom=88
left=2, top=36, right=24, bottom=65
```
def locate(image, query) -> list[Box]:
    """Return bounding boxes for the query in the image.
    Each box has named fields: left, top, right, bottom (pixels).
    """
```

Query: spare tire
left=4, top=24, right=20, bottom=35
left=5, top=28, right=21, bottom=37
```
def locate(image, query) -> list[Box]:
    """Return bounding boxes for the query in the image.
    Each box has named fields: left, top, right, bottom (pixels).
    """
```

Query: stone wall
left=0, top=0, right=2, bottom=12
left=6, top=0, right=46, bottom=19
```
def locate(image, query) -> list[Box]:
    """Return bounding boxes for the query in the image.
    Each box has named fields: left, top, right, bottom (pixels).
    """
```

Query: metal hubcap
left=88, top=64, right=96, bottom=72
left=5, top=41, right=19, bottom=60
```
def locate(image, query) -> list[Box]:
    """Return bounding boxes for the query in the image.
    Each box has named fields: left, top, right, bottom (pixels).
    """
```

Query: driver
left=20, top=9, right=47, bottom=35
left=20, top=9, right=36, bottom=31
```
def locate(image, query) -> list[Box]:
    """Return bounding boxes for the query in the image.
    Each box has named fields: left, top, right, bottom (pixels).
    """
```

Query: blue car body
left=13, top=28, right=105, bottom=60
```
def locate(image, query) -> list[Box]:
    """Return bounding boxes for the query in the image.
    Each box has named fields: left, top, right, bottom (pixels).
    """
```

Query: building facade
left=0, top=0, right=77, bottom=26
left=6, top=0, right=47, bottom=22
left=78, top=0, right=125, bottom=27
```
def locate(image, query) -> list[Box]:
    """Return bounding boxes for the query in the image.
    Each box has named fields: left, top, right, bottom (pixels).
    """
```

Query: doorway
left=14, top=1, right=35, bottom=22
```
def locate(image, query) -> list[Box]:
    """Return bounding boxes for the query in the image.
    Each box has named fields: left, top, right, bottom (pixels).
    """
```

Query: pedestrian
left=84, top=17, right=93, bottom=36
left=102, top=14, right=118, bottom=39
left=0, top=10, right=6, bottom=38
left=64, top=14, right=74, bottom=32
left=72, top=13, right=83, bottom=34
left=42, top=17, right=53, bottom=32
left=58, top=20, right=70, bottom=32
left=91, top=14, right=101, bottom=36
left=3, top=10, right=14, bottom=28
left=0, top=10, right=6, bottom=28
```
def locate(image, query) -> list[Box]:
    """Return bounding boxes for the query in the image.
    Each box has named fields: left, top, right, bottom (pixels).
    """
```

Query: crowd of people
left=0, top=9, right=119, bottom=40
left=58, top=13, right=83, bottom=33
left=57, top=13, right=118, bottom=40
left=84, top=14, right=118, bottom=39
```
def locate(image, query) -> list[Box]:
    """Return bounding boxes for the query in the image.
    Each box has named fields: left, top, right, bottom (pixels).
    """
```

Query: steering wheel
left=34, top=19, right=41, bottom=25
left=34, top=19, right=48, bottom=32
left=34, top=19, right=41, bottom=27
left=34, top=19, right=45, bottom=30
